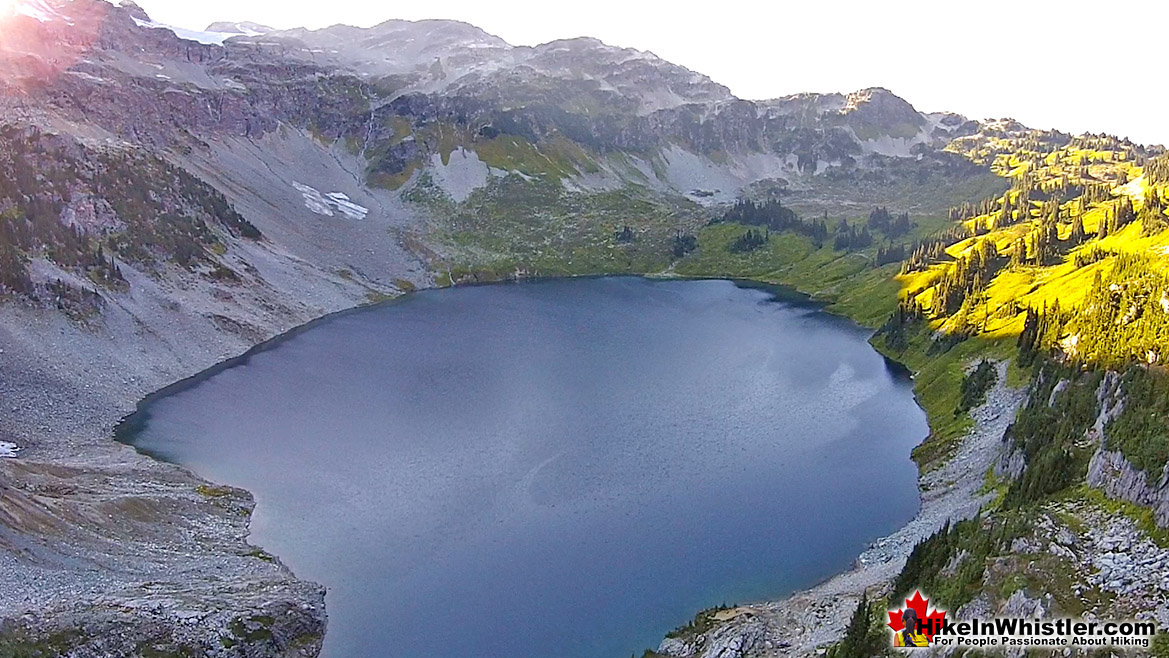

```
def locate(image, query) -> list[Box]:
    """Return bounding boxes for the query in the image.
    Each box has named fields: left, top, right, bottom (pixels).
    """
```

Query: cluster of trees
left=1001, top=364, right=1100, bottom=507
left=887, top=358, right=1169, bottom=630
left=0, top=204, right=123, bottom=296
left=1011, top=216, right=1060, bottom=266
left=1097, top=197, right=1136, bottom=239
left=97, top=151, right=261, bottom=267
left=948, top=197, right=999, bottom=222
left=1072, top=255, right=1169, bottom=365
left=941, top=158, right=1169, bottom=271
left=614, top=225, right=634, bottom=243
left=47, top=278, right=104, bottom=316
left=713, top=199, right=829, bottom=244
left=1018, top=254, right=1169, bottom=367
left=875, top=141, right=1169, bottom=632
left=879, top=297, right=926, bottom=351
left=1016, top=301, right=1070, bottom=367
left=827, top=593, right=885, bottom=658
left=671, top=232, right=697, bottom=258
left=832, top=219, right=873, bottom=251
left=1107, top=367, right=1169, bottom=478
left=1081, top=181, right=1114, bottom=205
left=894, top=513, right=1024, bottom=609
left=899, top=226, right=971, bottom=274
left=729, top=228, right=769, bottom=253
left=1073, top=246, right=1114, bottom=268
left=0, top=242, right=31, bottom=294
left=955, top=359, right=997, bottom=417
left=866, top=206, right=912, bottom=238
left=931, top=239, right=999, bottom=315
left=1143, top=154, right=1169, bottom=185
left=0, top=126, right=261, bottom=300
left=715, top=200, right=916, bottom=260
left=875, top=243, right=906, bottom=266
left=1139, top=186, right=1167, bottom=236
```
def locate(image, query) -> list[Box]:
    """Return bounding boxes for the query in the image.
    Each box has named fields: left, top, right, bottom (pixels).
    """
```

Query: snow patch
left=0, top=442, right=18, bottom=458
left=292, top=182, right=369, bottom=220
left=131, top=16, right=240, bottom=46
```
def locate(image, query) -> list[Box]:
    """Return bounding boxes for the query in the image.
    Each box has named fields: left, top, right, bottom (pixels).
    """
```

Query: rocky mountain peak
left=842, top=87, right=923, bottom=123
left=115, top=0, right=150, bottom=22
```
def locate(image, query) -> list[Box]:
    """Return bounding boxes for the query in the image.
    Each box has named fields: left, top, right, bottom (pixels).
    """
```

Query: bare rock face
left=1087, top=450, right=1169, bottom=527
left=840, top=87, right=926, bottom=138
left=1085, top=370, right=1169, bottom=528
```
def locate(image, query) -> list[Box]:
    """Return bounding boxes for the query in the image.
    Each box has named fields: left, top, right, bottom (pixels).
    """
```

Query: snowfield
left=292, top=182, right=370, bottom=220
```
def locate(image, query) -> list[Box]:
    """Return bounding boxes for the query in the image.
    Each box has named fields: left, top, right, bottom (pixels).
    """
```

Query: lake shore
left=0, top=271, right=1009, bottom=657
left=653, top=360, right=1026, bottom=658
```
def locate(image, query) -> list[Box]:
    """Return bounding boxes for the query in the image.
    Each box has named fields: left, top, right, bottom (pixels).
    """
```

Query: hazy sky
left=132, top=0, right=1167, bottom=146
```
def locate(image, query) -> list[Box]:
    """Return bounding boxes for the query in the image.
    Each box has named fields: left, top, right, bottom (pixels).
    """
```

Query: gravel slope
left=0, top=225, right=422, bottom=654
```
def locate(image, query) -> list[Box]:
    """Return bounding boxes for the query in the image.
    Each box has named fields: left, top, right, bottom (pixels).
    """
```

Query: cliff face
left=1088, top=450, right=1169, bottom=527
left=1081, top=370, right=1169, bottom=528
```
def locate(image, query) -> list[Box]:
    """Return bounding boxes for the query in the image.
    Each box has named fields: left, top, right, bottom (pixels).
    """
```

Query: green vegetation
left=226, top=615, right=275, bottom=645
left=828, top=593, right=890, bottom=658
left=1154, top=632, right=1169, bottom=658
left=1106, top=367, right=1169, bottom=477
left=663, top=605, right=731, bottom=641
left=1067, top=486, right=1169, bottom=549
left=0, top=126, right=260, bottom=307
left=894, top=512, right=1027, bottom=609
left=245, top=548, right=277, bottom=563
left=712, top=198, right=829, bottom=243
left=955, top=359, right=997, bottom=416
left=0, top=629, right=84, bottom=657
left=195, top=484, right=233, bottom=498
left=1000, top=364, right=1100, bottom=508
left=419, top=175, right=704, bottom=281
left=728, top=227, right=769, bottom=253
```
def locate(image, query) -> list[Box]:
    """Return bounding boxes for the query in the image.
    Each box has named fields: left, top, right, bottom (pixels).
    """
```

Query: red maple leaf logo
left=887, top=591, right=947, bottom=642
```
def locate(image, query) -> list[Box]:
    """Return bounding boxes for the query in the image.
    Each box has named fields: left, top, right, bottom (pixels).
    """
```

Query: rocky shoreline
left=655, top=360, right=1027, bottom=658
left=0, top=272, right=1025, bottom=658
left=0, top=254, right=399, bottom=655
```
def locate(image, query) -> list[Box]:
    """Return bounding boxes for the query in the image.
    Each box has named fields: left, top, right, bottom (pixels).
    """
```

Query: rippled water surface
left=122, top=277, right=927, bottom=658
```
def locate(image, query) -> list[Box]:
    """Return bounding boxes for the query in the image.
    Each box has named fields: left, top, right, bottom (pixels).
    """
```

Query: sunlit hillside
left=891, top=129, right=1168, bottom=365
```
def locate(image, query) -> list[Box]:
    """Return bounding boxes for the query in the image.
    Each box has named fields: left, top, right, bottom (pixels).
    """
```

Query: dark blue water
left=121, top=277, right=927, bottom=658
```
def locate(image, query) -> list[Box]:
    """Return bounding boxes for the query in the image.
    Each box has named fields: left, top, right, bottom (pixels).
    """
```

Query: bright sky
left=132, top=0, right=1168, bottom=146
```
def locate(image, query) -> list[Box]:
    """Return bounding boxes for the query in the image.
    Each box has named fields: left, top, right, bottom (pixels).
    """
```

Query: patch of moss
left=364, top=290, right=395, bottom=305
left=195, top=484, right=233, bottom=498
left=0, top=629, right=84, bottom=657
left=664, top=604, right=730, bottom=641
left=229, top=616, right=275, bottom=644
left=245, top=548, right=276, bottom=563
